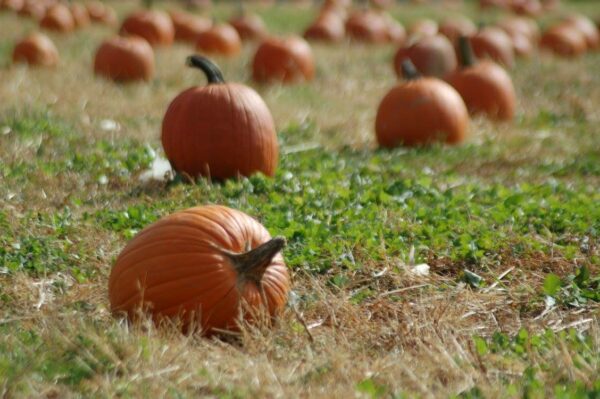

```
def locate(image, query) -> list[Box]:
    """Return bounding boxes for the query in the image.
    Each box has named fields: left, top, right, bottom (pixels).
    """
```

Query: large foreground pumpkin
left=162, top=55, right=278, bottom=180
left=108, top=205, right=290, bottom=335
left=376, top=60, right=469, bottom=147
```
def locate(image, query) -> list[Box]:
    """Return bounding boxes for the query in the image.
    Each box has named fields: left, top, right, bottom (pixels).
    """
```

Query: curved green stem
left=226, top=237, right=287, bottom=283
left=186, top=55, right=225, bottom=84
left=401, top=59, right=421, bottom=80
left=458, top=36, right=477, bottom=68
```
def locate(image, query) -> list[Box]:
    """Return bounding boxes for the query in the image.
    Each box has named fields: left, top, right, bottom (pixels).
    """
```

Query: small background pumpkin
left=252, top=36, right=315, bottom=84
left=12, top=32, right=59, bottom=67
left=94, top=36, right=155, bottom=82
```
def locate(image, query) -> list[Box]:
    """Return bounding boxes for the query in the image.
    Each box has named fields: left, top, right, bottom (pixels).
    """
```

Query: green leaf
left=543, top=274, right=562, bottom=297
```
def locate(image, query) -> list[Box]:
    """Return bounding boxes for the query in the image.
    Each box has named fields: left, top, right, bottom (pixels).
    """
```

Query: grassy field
left=1, top=1, right=599, bottom=397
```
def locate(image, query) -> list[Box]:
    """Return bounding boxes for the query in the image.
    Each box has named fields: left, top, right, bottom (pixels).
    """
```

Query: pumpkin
left=196, top=24, right=242, bottom=56
left=1, top=0, right=24, bottom=12
left=169, top=10, right=211, bottom=43
left=86, top=1, right=117, bottom=25
left=120, top=9, right=175, bottom=47
left=40, top=4, right=75, bottom=32
left=563, top=15, right=599, bottom=49
left=469, top=27, right=515, bottom=68
left=496, top=17, right=540, bottom=42
left=393, top=34, right=457, bottom=79
left=252, top=36, right=315, bottom=83
left=12, top=32, right=59, bottom=67
left=540, top=24, right=587, bottom=57
left=408, top=19, right=438, bottom=38
left=479, top=0, right=509, bottom=9
left=345, top=10, right=389, bottom=43
left=375, top=59, right=469, bottom=147
left=447, top=36, right=516, bottom=121
left=94, top=36, right=155, bottom=82
left=162, top=56, right=278, bottom=179
left=69, top=3, right=90, bottom=28
left=383, top=13, right=406, bottom=44
left=304, top=11, right=345, bottom=42
left=439, top=16, right=477, bottom=44
left=229, top=12, right=268, bottom=41
left=510, top=0, right=543, bottom=17
left=108, top=205, right=290, bottom=335
left=18, top=0, right=46, bottom=20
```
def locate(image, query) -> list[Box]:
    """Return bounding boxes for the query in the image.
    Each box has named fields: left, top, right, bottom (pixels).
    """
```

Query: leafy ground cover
left=0, top=1, right=599, bottom=397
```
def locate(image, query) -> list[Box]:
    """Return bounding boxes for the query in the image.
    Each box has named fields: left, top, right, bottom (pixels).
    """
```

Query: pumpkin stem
left=228, top=237, right=286, bottom=283
left=186, top=55, right=225, bottom=84
left=401, top=59, right=421, bottom=80
left=458, top=36, right=477, bottom=68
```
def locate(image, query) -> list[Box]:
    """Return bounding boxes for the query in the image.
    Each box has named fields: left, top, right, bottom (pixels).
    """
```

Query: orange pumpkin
left=18, top=0, right=46, bottom=20
left=94, top=36, right=155, bottom=82
left=439, top=16, right=477, bottom=44
left=120, top=9, right=175, bottom=47
left=108, top=205, right=290, bottom=336
left=408, top=18, right=438, bottom=38
left=229, top=12, right=268, bottom=41
left=447, top=36, right=516, bottom=121
left=540, top=24, right=587, bottom=57
left=304, top=11, right=345, bottom=42
left=196, top=24, right=242, bottom=56
left=345, top=10, right=389, bottom=43
left=161, top=56, right=278, bottom=179
left=383, top=13, right=406, bottom=44
left=39, top=4, right=75, bottom=32
left=1, top=0, right=25, bottom=12
left=496, top=17, right=540, bottom=42
left=169, top=11, right=211, bottom=43
left=394, top=35, right=457, bottom=79
left=86, top=1, right=117, bottom=25
left=510, top=0, right=543, bottom=17
left=69, top=3, right=90, bottom=28
left=252, top=36, right=315, bottom=83
left=563, top=15, right=599, bottom=50
left=12, top=32, right=59, bottom=67
left=375, top=59, right=469, bottom=147
left=469, top=27, right=515, bottom=68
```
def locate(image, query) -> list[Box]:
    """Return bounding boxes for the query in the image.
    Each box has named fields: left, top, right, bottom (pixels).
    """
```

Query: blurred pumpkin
left=393, top=34, right=457, bottom=79
left=161, top=55, right=278, bottom=179
left=510, top=0, right=543, bottom=17
left=382, top=13, right=406, bottom=44
left=438, top=16, right=477, bottom=44
left=86, top=1, right=117, bottom=25
left=540, top=24, right=587, bottom=57
left=40, top=4, right=75, bottom=32
left=447, top=36, right=516, bottom=121
left=108, top=205, right=290, bottom=336
left=469, top=27, right=515, bottom=68
left=252, top=36, right=315, bottom=83
left=563, top=15, right=599, bottom=49
left=345, top=9, right=389, bottom=43
left=375, top=59, right=469, bottom=147
left=94, top=36, right=155, bottom=82
left=169, top=10, right=211, bottom=43
left=120, top=9, right=175, bottom=47
left=408, top=18, right=438, bottom=38
left=12, top=32, right=58, bottom=67
left=18, top=0, right=46, bottom=20
left=69, top=3, right=90, bottom=28
left=496, top=16, right=539, bottom=42
left=303, top=11, right=345, bottom=42
left=196, top=24, right=242, bottom=56
left=229, top=12, right=267, bottom=41
left=1, top=0, right=24, bottom=12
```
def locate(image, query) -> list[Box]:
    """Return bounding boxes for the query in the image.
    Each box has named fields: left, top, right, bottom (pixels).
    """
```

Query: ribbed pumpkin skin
left=229, top=14, right=267, bottom=41
left=94, top=36, right=154, bottom=82
left=447, top=61, right=516, bottom=121
left=470, top=28, right=515, bottom=68
left=196, top=24, right=242, bottom=56
left=12, top=32, right=59, bottom=67
left=161, top=81, right=278, bottom=179
left=170, top=11, right=211, bottom=43
left=375, top=78, right=469, bottom=147
left=120, top=10, right=175, bottom=47
left=252, top=37, right=315, bottom=83
left=40, top=4, right=75, bottom=32
left=108, top=206, right=290, bottom=335
left=394, top=35, right=457, bottom=79
left=540, top=25, right=587, bottom=57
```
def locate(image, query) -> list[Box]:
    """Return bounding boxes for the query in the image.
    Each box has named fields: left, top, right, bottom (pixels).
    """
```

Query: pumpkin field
left=1, top=0, right=599, bottom=397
